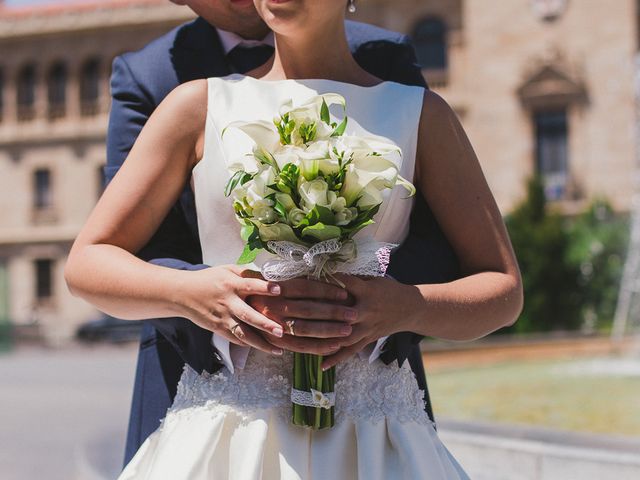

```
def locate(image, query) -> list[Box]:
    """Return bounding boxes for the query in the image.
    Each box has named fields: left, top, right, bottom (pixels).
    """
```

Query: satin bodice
left=192, top=74, right=425, bottom=271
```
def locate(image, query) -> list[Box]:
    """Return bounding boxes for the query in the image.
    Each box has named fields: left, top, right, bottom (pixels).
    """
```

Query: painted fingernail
left=340, top=326, right=352, bottom=336
left=272, top=348, right=283, bottom=356
left=273, top=327, right=284, bottom=338
left=337, top=289, right=348, bottom=300
left=269, top=283, right=281, bottom=295
left=344, top=309, right=358, bottom=321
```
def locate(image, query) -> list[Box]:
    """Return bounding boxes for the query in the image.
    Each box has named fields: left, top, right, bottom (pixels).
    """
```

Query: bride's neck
left=261, top=24, right=376, bottom=85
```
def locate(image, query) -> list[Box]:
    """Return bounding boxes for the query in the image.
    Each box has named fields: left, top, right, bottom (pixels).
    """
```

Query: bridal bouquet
left=223, top=93, right=415, bottom=429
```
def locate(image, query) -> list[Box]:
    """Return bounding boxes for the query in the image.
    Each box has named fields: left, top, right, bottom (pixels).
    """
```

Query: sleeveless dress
left=118, top=74, right=470, bottom=480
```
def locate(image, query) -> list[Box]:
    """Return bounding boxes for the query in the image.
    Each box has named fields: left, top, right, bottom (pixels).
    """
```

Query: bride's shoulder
left=418, top=89, right=459, bottom=131
left=152, top=79, right=208, bottom=132
left=163, top=79, right=208, bottom=111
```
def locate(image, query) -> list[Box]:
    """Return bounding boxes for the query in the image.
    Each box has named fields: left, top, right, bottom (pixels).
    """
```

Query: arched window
left=80, top=58, right=100, bottom=116
left=47, top=62, right=67, bottom=120
left=413, top=17, right=448, bottom=70
left=17, top=63, right=36, bottom=122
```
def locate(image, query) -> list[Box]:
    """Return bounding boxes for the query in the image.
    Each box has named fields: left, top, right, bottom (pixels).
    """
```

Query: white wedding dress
left=118, top=74, right=470, bottom=480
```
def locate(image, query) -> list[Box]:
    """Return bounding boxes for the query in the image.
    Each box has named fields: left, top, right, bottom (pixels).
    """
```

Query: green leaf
left=240, top=222, right=255, bottom=241
left=274, top=200, right=288, bottom=219
left=301, top=223, right=342, bottom=241
left=340, top=218, right=375, bottom=236
left=224, top=170, right=251, bottom=197
left=237, top=244, right=262, bottom=264
left=331, top=116, right=348, bottom=137
left=298, top=205, right=335, bottom=228
left=320, top=99, right=331, bottom=125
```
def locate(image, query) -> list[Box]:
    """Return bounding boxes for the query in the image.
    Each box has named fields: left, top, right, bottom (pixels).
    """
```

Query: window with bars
left=80, top=58, right=100, bottom=116
left=17, top=64, right=36, bottom=122
left=33, top=168, right=52, bottom=210
left=34, top=258, right=53, bottom=300
left=413, top=17, right=448, bottom=71
left=47, top=62, right=67, bottom=120
left=534, top=110, right=569, bottom=201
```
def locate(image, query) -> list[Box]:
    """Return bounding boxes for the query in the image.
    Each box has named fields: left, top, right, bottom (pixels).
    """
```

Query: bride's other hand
left=246, top=277, right=357, bottom=356
left=319, top=275, right=418, bottom=370
left=175, top=264, right=288, bottom=355
left=324, top=91, right=525, bottom=369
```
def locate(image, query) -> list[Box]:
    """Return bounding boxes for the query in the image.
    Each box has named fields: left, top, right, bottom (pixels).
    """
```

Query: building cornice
left=0, top=0, right=195, bottom=40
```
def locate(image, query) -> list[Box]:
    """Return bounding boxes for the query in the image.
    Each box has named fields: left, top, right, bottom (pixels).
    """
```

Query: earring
left=348, top=0, right=356, bottom=13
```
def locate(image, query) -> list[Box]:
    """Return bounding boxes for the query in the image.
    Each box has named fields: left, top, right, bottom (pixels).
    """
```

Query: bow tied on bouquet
left=223, top=92, right=415, bottom=430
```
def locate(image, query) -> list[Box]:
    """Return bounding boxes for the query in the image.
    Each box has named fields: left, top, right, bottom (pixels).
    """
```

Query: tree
left=504, top=176, right=582, bottom=332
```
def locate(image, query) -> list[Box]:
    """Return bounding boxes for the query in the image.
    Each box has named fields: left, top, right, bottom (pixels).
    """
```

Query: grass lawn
left=426, top=356, right=640, bottom=437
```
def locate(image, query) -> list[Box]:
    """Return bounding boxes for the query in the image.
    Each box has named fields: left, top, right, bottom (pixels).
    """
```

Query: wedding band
left=286, top=319, right=296, bottom=336
left=230, top=323, right=242, bottom=336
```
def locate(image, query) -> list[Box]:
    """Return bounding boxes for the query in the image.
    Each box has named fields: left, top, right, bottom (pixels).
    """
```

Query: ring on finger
left=230, top=322, right=242, bottom=337
left=285, top=319, right=296, bottom=336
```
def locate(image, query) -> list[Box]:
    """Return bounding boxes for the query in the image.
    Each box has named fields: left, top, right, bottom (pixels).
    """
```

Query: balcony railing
left=17, top=105, right=36, bottom=122
left=80, top=101, right=99, bottom=117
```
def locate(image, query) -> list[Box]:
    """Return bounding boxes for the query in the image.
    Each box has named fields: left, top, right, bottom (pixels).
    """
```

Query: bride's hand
left=320, top=274, right=421, bottom=370
left=176, top=264, right=288, bottom=355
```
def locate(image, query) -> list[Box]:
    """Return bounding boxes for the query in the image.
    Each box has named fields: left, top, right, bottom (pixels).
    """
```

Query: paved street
left=2, top=344, right=639, bottom=480
left=0, top=345, right=138, bottom=480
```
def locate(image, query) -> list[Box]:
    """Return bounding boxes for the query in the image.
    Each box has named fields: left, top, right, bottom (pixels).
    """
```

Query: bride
left=65, top=0, right=523, bottom=478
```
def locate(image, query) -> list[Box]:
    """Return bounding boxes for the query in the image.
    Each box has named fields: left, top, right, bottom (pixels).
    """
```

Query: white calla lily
left=223, top=119, right=281, bottom=153
left=281, top=94, right=346, bottom=124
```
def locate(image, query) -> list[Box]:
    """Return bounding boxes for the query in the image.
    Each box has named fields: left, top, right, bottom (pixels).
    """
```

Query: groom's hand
left=246, top=277, right=358, bottom=356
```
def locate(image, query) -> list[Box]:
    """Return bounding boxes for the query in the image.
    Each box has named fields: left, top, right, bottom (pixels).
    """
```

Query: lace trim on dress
left=166, top=349, right=433, bottom=427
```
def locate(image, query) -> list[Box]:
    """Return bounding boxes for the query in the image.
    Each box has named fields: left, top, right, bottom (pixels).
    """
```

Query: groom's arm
left=106, top=55, right=222, bottom=374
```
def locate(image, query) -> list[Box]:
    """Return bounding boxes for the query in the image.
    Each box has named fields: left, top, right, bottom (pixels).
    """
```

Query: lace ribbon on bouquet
left=261, top=238, right=398, bottom=285
left=291, top=388, right=336, bottom=409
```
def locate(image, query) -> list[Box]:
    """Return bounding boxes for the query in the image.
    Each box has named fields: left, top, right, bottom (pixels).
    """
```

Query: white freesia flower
left=335, top=207, right=358, bottom=226
left=331, top=196, right=347, bottom=213
left=258, top=223, right=299, bottom=243
left=275, top=192, right=296, bottom=211
left=254, top=204, right=277, bottom=224
left=299, top=178, right=339, bottom=212
left=245, top=165, right=277, bottom=208
left=288, top=208, right=307, bottom=226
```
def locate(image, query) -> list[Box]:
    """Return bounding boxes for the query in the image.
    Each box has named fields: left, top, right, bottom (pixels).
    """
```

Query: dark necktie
left=227, top=44, right=275, bottom=74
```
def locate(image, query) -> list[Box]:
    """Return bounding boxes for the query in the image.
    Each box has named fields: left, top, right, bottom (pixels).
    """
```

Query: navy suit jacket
left=106, top=17, right=461, bottom=466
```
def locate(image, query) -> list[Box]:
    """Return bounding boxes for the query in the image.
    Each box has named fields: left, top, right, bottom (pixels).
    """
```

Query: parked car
left=76, top=315, right=143, bottom=344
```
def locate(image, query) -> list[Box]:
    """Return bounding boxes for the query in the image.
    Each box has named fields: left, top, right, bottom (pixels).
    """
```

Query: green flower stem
left=314, top=355, right=323, bottom=430
left=291, top=351, right=336, bottom=429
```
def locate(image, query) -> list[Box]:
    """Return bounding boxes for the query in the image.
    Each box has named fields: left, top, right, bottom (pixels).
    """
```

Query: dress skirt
left=118, top=350, right=470, bottom=480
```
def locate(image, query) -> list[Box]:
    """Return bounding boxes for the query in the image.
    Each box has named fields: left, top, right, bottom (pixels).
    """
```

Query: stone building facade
left=0, top=0, right=638, bottom=343
left=354, top=0, right=638, bottom=215
left=0, top=0, right=195, bottom=343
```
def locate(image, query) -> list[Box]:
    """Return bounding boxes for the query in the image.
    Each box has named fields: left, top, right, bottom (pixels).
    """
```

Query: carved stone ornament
left=530, top=0, right=568, bottom=22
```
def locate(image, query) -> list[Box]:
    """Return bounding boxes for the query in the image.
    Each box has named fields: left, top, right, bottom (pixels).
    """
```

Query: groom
left=106, top=0, right=460, bottom=466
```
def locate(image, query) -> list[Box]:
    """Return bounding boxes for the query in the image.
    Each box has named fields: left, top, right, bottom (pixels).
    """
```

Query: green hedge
left=503, top=176, right=629, bottom=334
